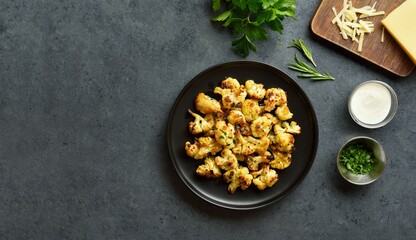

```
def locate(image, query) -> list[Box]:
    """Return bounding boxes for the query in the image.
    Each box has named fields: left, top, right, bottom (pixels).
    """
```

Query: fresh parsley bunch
left=212, top=0, right=297, bottom=57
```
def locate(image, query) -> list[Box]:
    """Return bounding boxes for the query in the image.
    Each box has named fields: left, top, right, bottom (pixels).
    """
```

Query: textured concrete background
left=0, top=0, right=415, bottom=239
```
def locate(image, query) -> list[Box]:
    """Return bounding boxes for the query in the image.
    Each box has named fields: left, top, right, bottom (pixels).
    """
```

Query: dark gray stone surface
left=0, top=0, right=415, bottom=239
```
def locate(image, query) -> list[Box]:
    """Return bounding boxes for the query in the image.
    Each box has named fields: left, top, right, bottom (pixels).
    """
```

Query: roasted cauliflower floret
left=251, top=165, right=279, bottom=190
left=232, top=130, right=257, bottom=155
left=245, top=80, right=266, bottom=100
left=267, top=129, right=277, bottom=146
left=263, top=113, right=279, bottom=125
left=214, top=149, right=238, bottom=171
left=270, top=121, right=299, bottom=150
left=274, top=131, right=295, bottom=153
left=232, top=130, right=269, bottom=155
left=214, top=78, right=247, bottom=109
left=195, top=93, right=223, bottom=114
left=281, top=121, right=301, bottom=135
left=214, top=86, right=246, bottom=109
left=185, top=136, right=223, bottom=160
left=220, top=77, right=241, bottom=90
left=200, top=113, right=217, bottom=137
left=228, top=110, right=251, bottom=135
left=264, top=88, right=287, bottom=112
left=236, top=124, right=252, bottom=136
left=250, top=116, right=273, bottom=138
left=187, top=109, right=214, bottom=135
left=223, top=166, right=253, bottom=193
left=227, top=109, right=247, bottom=126
left=275, top=103, right=293, bottom=121
left=246, top=151, right=272, bottom=171
left=273, top=122, right=285, bottom=135
left=196, top=156, right=222, bottom=178
left=246, top=136, right=270, bottom=155
left=270, top=149, right=292, bottom=170
left=242, top=99, right=261, bottom=122
left=214, top=120, right=235, bottom=148
left=203, top=113, right=216, bottom=126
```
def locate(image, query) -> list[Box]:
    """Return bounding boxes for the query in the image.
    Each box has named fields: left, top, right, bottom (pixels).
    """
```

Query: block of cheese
left=381, top=0, right=416, bottom=64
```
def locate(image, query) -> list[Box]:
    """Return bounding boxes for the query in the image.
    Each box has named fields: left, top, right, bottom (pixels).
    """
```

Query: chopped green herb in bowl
left=337, top=136, right=386, bottom=185
left=339, top=143, right=374, bottom=174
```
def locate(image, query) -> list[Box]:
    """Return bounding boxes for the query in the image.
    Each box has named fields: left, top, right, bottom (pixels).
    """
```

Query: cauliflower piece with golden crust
left=220, top=77, right=241, bottom=90
left=214, top=87, right=246, bottom=109
left=196, top=156, right=222, bottom=178
left=232, top=130, right=257, bottom=155
left=200, top=114, right=215, bottom=137
left=246, top=136, right=270, bottom=155
left=187, top=109, right=214, bottom=135
left=203, top=113, right=216, bottom=126
left=214, top=149, right=238, bottom=171
left=242, top=99, right=261, bottom=122
left=246, top=151, right=272, bottom=171
left=250, top=115, right=273, bottom=138
left=245, top=80, right=266, bottom=100
left=263, top=113, right=279, bottom=125
left=270, top=122, right=297, bottom=153
left=227, top=109, right=248, bottom=126
left=273, top=122, right=285, bottom=135
left=281, top=121, right=301, bottom=135
left=264, top=88, right=287, bottom=112
left=274, top=131, right=295, bottom=153
left=223, top=165, right=253, bottom=193
left=232, top=130, right=269, bottom=155
left=270, top=149, right=292, bottom=170
left=229, top=109, right=252, bottom=136
left=185, top=136, right=223, bottom=160
left=275, top=103, right=293, bottom=121
left=214, top=77, right=247, bottom=109
left=251, top=165, right=279, bottom=190
left=236, top=124, right=252, bottom=136
left=195, top=93, right=223, bottom=114
left=214, top=120, right=235, bottom=148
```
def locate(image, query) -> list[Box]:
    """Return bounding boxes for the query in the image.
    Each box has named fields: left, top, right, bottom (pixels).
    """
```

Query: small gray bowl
left=337, top=136, right=386, bottom=185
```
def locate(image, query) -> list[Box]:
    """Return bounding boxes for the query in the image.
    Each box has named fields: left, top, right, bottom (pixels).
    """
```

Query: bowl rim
left=337, top=136, right=387, bottom=185
left=348, top=80, right=398, bottom=129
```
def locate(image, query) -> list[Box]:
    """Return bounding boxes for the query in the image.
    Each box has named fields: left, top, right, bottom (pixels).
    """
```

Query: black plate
left=167, top=61, right=319, bottom=210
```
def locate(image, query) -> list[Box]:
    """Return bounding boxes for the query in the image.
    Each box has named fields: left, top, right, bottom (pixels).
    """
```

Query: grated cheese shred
left=331, top=0, right=385, bottom=52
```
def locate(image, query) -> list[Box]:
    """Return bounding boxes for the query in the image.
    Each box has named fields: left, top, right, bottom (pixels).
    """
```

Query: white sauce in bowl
left=350, top=82, right=392, bottom=125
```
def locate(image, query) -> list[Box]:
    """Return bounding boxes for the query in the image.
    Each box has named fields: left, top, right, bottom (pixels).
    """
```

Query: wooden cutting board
left=311, top=0, right=415, bottom=77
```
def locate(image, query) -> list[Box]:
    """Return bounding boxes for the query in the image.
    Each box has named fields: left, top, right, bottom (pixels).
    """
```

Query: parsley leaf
left=247, top=0, right=261, bottom=12
left=232, top=34, right=257, bottom=57
left=212, top=0, right=221, bottom=11
left=267, top=18, right=283, bottom=34
left=246, top=23, right=268, bottom=41
left=262, top=0, right=278, bottom=9
left=212, top=0, right=297, bottom=57
left=211, top=10, right=232, bottom=22
left=232, top=0, right=248, bottom=10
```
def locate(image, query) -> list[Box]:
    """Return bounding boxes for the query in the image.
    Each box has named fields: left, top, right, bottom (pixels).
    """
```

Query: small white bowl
left=348, top=80, right=398, bottom=129
left=337, top=136, right=387, bottom=185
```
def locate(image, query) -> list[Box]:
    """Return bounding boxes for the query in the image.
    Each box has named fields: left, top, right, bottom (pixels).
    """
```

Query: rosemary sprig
left=289, top=38, right=317, bottom=67
left=288, top=55, right=335, bottom=81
